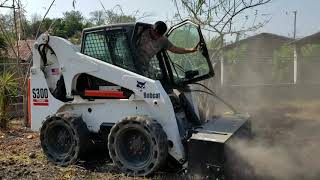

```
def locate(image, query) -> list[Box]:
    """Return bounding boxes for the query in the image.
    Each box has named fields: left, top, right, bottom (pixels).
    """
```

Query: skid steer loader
left=29, top=20, right=250, bottom=179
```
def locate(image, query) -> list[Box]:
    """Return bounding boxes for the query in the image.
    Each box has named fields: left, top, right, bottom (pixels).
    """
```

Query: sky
left=1, top=0, right=320, bottom=39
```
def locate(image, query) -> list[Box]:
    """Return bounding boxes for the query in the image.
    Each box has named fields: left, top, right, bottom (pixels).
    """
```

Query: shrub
left=0, top=70, right=18, bottom=129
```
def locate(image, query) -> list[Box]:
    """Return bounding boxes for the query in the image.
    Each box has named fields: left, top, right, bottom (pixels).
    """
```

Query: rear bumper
left=187, top=114, right=251, bottom=179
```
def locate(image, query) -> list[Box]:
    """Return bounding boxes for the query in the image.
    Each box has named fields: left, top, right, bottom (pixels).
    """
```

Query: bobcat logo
left=136, top=81, right=146, bottom=91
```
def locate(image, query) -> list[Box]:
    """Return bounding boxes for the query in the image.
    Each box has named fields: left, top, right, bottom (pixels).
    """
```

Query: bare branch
left=98, top=0, right=109, bottom=15
left=35, top=0, right=56, bottom=38
left=0, top=20, right=18, bottom=59
left=173, top=0, right=184, bottom=21
left=221, top=0, right=271, bottom=32
left=0, top=0, right=10, bottom=6
left=174, top=0, right=271, bottom=48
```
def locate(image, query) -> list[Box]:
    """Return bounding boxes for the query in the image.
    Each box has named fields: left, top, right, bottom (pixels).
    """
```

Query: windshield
left=167, top=22, right=211, bottom=85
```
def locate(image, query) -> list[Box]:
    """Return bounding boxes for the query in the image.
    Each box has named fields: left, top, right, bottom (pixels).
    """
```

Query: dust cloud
left=228, top=68, right=320, bottom=180
left=230, top=119, right=320, bottom=180
left=195, top=59, right=320, bottom=179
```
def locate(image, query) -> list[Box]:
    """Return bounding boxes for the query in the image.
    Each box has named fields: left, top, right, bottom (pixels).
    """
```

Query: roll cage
left=80, top=20, right=214, bottom=88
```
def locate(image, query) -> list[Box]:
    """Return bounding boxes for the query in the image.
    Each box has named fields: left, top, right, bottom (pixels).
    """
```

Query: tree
left=173, top=0, right=271, bottom=50
left=105, top=10, right=136, bottom=24
left=51, top=18, right=67, bottom=37
left=97, top=4, right=147, bottom=24
left=0, top=13, right=14, bottom=32
left=0, top=13, right=15, bottom=44
left=0, top=15, right=16, bottom=57
left=74, top=0, right=141, bottom=24
left=23, top=13, right=54, bottom=38
left=68, top=31, right=82, bottom=45
left=89, top=10, right=106, bottom=26
left=63, top=10, right=84, bottom=37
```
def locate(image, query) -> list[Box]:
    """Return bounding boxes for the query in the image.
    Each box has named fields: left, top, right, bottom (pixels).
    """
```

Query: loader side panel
left=30, top=69, right=64, bottom=131
left=58, top=99, right=153, bottom=132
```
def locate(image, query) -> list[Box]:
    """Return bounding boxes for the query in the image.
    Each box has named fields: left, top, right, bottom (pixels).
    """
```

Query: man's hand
left=190, top=46, right=198, bottom=53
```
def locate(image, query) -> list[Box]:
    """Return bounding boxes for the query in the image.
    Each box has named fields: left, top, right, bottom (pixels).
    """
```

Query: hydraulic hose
left=190, top=82, right=238, bottom=114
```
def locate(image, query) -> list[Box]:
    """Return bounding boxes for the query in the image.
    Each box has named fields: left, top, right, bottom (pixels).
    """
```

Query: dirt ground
left=0, top=121, right=142, bottom=180
left=1, top=99, right=320, bottom=180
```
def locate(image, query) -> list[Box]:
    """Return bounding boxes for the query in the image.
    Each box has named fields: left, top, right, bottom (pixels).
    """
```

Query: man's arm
left=168, top=46, right=197, bottom=54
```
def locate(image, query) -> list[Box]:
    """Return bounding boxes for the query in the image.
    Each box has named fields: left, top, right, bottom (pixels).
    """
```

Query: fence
left=0, top=62, right=30, bottom=118
left=214, top=55, right=320, bottom=87
left=200, top=55, right=320, bottom=115
left=298, top=56, right=320, bottom=84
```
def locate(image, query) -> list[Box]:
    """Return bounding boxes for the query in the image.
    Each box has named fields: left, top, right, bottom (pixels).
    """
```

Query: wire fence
left=203, top=55, right=320, bottom=114
left=0, top=62, right=30, bottom=118
left=298, top=56, right=320, bottom=84
left=214, top=56, right=320, bottom=87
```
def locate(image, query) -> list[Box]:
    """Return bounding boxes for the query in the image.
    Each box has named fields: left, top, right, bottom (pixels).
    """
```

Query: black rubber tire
left=40, top=112, right=89, bottom=166
left=108, top=116, right=168, bottom=176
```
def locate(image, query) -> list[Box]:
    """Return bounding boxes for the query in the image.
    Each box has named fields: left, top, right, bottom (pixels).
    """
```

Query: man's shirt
left=137, top=29, right=173, bottom=66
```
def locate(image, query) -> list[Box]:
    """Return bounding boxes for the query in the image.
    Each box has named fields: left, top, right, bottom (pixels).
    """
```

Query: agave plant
left=0, top=70, right=18, bottom=129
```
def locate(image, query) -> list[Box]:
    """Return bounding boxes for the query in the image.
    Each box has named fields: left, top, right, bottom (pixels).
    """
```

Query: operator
left=136, top=21, right=198, bottom=76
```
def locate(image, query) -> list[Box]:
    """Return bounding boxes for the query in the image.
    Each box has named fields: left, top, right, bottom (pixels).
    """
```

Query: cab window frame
left=81, top=30, right=112, bottom=63
left=165, top=20, right=215, bottom=86
left=81, top=28, right=137, bottom=73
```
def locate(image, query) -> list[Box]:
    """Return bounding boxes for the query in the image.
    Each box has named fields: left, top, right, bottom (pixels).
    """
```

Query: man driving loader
left=137, top=21, right=198, bottom=76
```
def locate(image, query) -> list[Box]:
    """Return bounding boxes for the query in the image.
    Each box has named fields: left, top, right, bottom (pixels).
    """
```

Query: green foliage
left=51, top=18, right=67, bottom=38
left=24, top=11, right=86, bottom=40
left=223, top=44, right=248, bottom=62
left=222, top=44, right=248, bottom=83
left=63, top=11, right=84, bottom=37
left=167, top=24, right=210, bottom=83
left=300, top=44, right=320, bottom=58
left=0, top=70, right=18, bottom=129
left=0, top=14, right=16, bottom=46
left=206, top=36, right=223, bottom=50
left=0, top=14, right=14, bottom=32
left=273, top=44, right=293, bottom=58
left=169, top=28, right=199, bottom=48
left=89, top=10, right=106, bottom=26
left=105, top=10, right=136, bottom=24
left=2, top=6, right=138, bottom=46
left=272, top=45, right=293, bottom=82
left=68, top=31, right=82, bottom=45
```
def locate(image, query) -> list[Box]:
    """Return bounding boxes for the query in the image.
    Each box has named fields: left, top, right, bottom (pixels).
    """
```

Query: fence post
left=293, top=44, right=298, bottom=84
left=220, top=56, right=224, bottom=87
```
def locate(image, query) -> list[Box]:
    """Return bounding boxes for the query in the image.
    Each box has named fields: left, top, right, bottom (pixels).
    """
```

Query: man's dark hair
left=154, top=21, right=167, bottom=35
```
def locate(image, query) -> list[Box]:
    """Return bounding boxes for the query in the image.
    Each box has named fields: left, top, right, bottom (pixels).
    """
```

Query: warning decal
left=33, top=99, right=49, bottom=106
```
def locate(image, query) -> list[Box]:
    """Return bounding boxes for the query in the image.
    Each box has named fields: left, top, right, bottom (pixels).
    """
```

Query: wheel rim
left=116, top=127, right=153, bottom=168
left=45, top=121, right=75, bottom=156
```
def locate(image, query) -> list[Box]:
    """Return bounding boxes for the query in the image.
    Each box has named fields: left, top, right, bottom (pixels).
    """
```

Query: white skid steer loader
left=29, top=20, right=250, bottom=179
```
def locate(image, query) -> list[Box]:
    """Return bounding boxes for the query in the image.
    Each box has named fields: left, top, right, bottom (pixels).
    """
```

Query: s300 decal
left=32, top=88, right=49, bottom=106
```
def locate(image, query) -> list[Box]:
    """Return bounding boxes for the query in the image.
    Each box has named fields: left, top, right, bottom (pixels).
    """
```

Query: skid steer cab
left=29, top=20, right=250, bottom=179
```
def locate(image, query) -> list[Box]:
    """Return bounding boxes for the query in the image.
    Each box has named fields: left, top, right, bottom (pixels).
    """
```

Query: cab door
left=166, top=20, right=214, bottom=85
